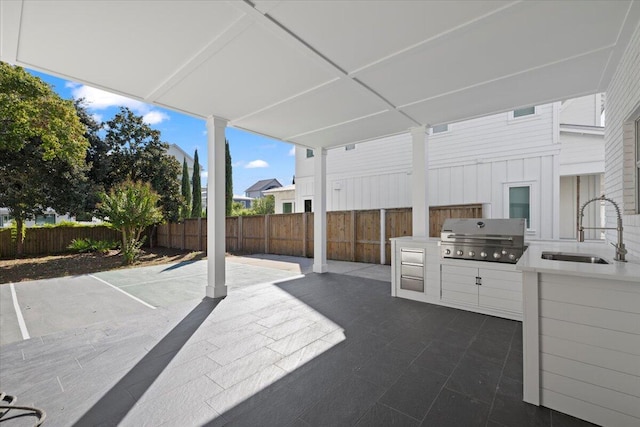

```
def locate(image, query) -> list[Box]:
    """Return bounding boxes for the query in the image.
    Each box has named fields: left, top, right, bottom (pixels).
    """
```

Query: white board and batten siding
left=537, top=273, right=640, bottom=427
left=604, top=23, right=640, bottom=258
left=295, top=104, right=563, bottom=240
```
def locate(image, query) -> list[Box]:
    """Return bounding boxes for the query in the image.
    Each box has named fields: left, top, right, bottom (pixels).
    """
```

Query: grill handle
left=445, top=234, right=514, bottom=241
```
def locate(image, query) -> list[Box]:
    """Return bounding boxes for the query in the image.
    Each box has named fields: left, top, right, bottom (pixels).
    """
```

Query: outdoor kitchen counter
left=516, top=240, right=640, bottom=282
left=517, top=240, right=640, bottom=427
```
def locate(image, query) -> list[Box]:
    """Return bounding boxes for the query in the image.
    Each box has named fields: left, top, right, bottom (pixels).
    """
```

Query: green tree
left=98, top=180, right=163, bottom=264
left=251, top=195, right=275, bottom=215
left=181, top=157, right=192, bottom=219
left=74, top=99, right=108, bottom=220
left=191, top=149, right=202, bottom=217
left=103, top=107, right=182, bottom=221
left=225, top=139, right=233, bottom=217
left=0, top=62, right=89, bottom=255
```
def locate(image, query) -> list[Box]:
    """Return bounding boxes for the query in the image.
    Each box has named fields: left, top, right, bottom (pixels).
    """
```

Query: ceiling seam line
left=284, top=110, right=391, bottom=140
left=398, top=44, right=616, bottom=109
left=229, top=78, right=341, bottom=124
left=236, top=0, right=418, bottom=127
left=348, top=0, right=523, bottom=76
left=144, top=14, right=252, bottom=102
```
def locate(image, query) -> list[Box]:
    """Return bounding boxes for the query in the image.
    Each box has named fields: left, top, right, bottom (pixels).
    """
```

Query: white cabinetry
left=441, top=260, right=523, bottom=320
left=391, top=237, right=523, bottom=320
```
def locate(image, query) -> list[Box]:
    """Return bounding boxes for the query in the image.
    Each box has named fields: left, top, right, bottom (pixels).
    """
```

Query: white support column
left=313, top=148, right=328, bottom=273
left=411, top=127, right=429, bottom=237
left=206, top=116, right=228, bottom=298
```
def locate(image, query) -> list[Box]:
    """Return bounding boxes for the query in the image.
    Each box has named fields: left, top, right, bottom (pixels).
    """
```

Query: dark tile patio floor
left=0, top=272, right=596, bottom=426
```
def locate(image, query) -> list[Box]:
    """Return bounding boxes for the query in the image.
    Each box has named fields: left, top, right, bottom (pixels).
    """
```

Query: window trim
left=430, top=123, right=450, bottom=135
left=508, top=106, right=539, bottom=123
left=503, top=181, right=537, bottom=233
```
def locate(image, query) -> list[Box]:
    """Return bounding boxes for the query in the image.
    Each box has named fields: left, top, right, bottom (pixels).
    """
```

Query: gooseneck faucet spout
left=578, top=195, right=626, bottom=262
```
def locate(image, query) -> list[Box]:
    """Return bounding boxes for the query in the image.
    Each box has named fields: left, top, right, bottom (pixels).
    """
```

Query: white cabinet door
left=441, top=264, right=478, bottom=306
left=478, top=268, right=523, bottom=313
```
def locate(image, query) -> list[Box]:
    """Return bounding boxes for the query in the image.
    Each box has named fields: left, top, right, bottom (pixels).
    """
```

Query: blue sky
left=26, top=69, right=296, bottom=195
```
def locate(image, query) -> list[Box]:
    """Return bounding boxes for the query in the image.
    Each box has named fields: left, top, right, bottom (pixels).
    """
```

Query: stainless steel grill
left=440, top=218, right=526, bottom=264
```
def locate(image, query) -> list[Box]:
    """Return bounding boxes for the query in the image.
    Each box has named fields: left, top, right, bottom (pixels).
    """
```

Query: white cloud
left=70, top=83, right=169, bottom=125
left=245, top=160, right=269, bottom=169
left=91, top=113, right=103, bottom=123
left=143, top=111, right=170, bottom=125
left=288, top=145, right=295, bottom=156
left=232, top=161, right=244, bottom=168
left=70, top=84, right=146, bottom=111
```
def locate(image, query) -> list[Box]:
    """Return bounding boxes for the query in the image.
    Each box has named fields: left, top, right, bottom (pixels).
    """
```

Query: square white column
left=411, top=127, right=429, bottom=237
left=206, top=116, right=228, bottom=298
left=313, top=148, right=328, bottom=273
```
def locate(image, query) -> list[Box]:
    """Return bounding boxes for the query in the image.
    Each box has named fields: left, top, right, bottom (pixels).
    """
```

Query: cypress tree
left=191, top=149, right=202, bottom=217
left=181, top=157, right=191, bottom=219
left=225, top=139, right=233, bottom=217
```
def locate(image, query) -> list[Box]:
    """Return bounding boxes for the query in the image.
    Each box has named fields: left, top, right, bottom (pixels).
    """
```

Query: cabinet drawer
left=401, top=249, right=424, bottom=264
left=400, top=277, right=424, bottom=292
left=401, top=264, right=423, bottom=278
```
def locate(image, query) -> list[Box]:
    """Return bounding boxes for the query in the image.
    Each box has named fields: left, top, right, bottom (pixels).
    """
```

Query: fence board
left=327, top=211, right=352, bottom=261
left=226, top=217, right=238, bottom=252
left=0, top=226, right=120, bottom=258
left=269, top=213, right=304, bottom=256
left=242, top=215, right=265, bottom=254
left=429, top=204, right=483, bottom=237
left=385, top=208, right=413, bottom=265
left=355, top=210, right=380, bottom=264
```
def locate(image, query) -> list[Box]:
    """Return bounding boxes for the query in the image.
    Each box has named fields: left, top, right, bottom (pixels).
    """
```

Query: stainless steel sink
left=541, top=251, right=609, bottom=264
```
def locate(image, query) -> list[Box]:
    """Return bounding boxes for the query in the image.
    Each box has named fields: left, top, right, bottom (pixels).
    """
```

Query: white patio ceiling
left=1, top=0, right=639, bottom=149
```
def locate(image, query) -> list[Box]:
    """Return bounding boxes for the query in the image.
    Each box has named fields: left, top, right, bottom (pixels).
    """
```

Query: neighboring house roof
left=263, top=184, right=295, bottom=194
left=245, top=179, right=282, bottom=193
left=233, top=195, right=254, bottom=202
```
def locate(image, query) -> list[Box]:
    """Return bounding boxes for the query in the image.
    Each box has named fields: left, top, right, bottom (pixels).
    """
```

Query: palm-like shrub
left=99, top=180, right=163, bottom=264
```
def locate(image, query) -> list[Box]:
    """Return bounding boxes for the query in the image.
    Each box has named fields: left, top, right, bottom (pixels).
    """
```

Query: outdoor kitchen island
left=517, top=241, right=640, bottom=427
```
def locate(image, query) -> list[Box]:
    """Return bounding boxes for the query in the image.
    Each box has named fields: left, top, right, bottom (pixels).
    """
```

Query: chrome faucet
left=578, top=195, right=626, bottom=262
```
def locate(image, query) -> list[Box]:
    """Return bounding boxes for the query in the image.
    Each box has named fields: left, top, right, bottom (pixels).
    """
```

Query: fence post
left=238, top=216, right=243, bottom=251
left=264, top=214, right=270, bottom=254
left=198, top=217, right=203, bottom=251
left=302, top=212, right=307, bottom=257
left=380, top=208, right=386, bottom=265
left=351, top=210, right=357, bottom=262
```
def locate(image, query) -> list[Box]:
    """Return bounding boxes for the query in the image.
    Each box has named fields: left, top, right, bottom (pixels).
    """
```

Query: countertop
left=517, top=240, right=640, bottom=283
left=390, top=236, right=441, bottom=243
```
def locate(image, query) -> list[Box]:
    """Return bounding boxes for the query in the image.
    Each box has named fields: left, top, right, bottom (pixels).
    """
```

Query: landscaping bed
left=0, top=248, right=205, bottom=284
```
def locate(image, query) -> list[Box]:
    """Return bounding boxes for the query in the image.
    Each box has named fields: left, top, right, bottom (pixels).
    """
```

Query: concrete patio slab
left=0, top=270, right=594, bottom=426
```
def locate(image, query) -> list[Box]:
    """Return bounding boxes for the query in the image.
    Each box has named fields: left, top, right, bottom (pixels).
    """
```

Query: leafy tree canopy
left=102, top=107, right=183, bottom=221
left=0, top=62, right=89, bottom=255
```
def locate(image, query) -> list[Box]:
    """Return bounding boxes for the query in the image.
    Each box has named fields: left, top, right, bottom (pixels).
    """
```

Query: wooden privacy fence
left=0, top=225, right=120, bottom=258
left=158, top=208, right=414, bottom=265
left=157, top=204, right=482, bottom=265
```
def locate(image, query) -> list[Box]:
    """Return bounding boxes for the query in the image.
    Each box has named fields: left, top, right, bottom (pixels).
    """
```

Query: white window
left=306, top=149, right=314, bottom=158
left=504, top=182, right=536, bottom=232
left=282, top=202, right=293, bottom=214
left=513, top=106, right=535, bottom=118
left=432, top=124, right=449, bottom=134
left=345, top=144, right=356, bottom=151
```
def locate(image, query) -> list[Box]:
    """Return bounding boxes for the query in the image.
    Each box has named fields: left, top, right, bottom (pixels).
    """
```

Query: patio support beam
left=411, top=126, right=429, bottom=237
left=205, top=116, right=228, bottom=298
left=313, top=148, right=328, bottom=273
